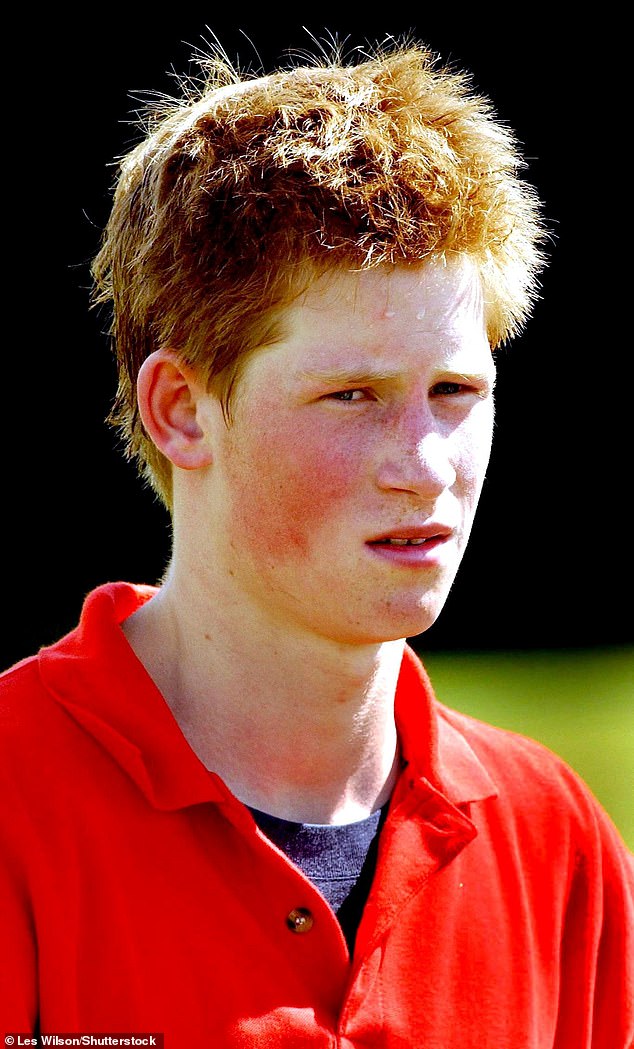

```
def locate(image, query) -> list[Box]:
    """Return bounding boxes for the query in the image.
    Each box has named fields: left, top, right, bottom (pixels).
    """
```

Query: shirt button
left=286, top=907, right=314, bottom=933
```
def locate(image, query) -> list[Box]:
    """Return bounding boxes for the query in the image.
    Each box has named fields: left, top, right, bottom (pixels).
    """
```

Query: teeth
left=386, top=538, right=427, bottom=546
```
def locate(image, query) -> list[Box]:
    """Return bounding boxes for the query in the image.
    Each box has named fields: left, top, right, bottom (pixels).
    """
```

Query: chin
left=336, top=604, right=445, bottom=647
left=388, top=590, right=449, bottom=634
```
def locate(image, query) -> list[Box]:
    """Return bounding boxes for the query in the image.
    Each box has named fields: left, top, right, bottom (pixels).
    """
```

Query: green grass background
left=418, top=645, right=633, bottom=851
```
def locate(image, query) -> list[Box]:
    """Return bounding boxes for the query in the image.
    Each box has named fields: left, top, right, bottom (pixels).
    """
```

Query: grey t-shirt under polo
left=250, top=804, right=388, bottom=952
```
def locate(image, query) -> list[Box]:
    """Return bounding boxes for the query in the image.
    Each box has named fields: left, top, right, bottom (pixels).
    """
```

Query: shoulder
left=438, top=701, right=587, bottom=794
left=0, top=580, right=156, bottom=725
left=438, top=700, right=605, bottom=816
left=0, top=651, right=81, bottom=797
left=437, top=701, right=633, bottom=879
left=0, top=653, right=50, bottom=729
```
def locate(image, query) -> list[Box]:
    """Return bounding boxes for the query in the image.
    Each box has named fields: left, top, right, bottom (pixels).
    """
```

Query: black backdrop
left=4, top=10, right=631, bottom=670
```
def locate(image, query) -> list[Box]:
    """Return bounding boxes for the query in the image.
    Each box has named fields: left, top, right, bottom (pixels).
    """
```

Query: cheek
left=225, top=420, right=360, bottom=559
left=456, top=413, right=494, bottom=517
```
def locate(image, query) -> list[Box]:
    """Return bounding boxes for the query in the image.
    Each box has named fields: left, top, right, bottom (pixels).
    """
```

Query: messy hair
left=91, top=38, right=547, bottom=510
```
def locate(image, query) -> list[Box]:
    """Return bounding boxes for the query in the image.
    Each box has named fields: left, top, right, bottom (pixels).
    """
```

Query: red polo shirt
left=1, top=583, right=632, bottom=1047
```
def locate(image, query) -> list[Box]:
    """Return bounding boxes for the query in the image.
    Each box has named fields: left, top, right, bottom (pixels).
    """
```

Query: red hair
left=92, top=41, right=546, bottom=508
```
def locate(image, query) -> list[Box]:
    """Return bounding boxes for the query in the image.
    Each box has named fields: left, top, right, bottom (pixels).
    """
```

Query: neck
left=122, top=567, right=405, bottom=824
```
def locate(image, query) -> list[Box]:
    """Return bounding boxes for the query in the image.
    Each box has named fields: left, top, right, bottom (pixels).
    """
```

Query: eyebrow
left=298, top=367, right=496, bottom=387
left=298, top=368, right=400, bottom=385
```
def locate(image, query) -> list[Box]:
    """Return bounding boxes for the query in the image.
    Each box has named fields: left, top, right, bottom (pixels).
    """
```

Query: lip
left=366, top=524, right=454, bottom=567
left=368, top=523, right=453, bottom=543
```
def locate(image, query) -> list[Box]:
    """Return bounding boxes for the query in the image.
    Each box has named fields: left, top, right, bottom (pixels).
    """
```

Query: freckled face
left=200, top=258, right=496, bottom=644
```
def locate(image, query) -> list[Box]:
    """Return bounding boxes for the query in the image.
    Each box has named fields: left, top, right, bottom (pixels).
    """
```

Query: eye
left=326, top=388, right=368, bottom=402
left=430, top=378, right=493, bottom=399
left=430, top=381, right=468, bottom=396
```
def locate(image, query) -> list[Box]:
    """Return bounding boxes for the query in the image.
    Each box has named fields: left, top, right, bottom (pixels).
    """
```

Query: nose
left=375, top=403, right=456, bottom=499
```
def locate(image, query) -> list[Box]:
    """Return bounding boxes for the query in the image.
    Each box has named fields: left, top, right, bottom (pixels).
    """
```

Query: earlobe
left=137, top=349, right=214, bottom=470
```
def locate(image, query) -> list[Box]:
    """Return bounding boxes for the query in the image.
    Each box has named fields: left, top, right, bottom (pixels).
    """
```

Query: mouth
left=369, top=537, right=430, bottom=546
left=368, top=524, right=452, bottom=545
left=365, top=525, right=453, bottom=564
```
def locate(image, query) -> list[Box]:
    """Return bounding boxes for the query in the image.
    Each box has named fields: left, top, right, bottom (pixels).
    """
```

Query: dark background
left=4, top=10, right=631, bottom=670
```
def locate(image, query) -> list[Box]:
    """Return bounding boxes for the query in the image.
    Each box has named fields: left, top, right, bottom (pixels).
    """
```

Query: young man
left=1, top=40, right=632, bottom=1047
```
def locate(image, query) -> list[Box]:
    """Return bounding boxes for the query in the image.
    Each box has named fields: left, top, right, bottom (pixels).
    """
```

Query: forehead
left=227, top=258, right=493, bottom=412
left=295, top=257, right=484, bottom=326
left=262, top=256, right=492, bottom=375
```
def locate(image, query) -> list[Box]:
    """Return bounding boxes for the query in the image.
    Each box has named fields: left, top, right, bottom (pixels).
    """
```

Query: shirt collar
left=38, top=582, right=229, bottom=810
left=39, top=582, right=497, bottom=812
left=395, top=646, right=498, bottom=806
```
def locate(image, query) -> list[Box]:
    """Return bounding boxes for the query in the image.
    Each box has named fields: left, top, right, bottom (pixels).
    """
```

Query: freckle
left=204, top=633, right=212, bottom=641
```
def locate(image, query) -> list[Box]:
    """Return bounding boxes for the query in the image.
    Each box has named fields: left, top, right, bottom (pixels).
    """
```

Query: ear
left=136, top=349, right=214, bottom=470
